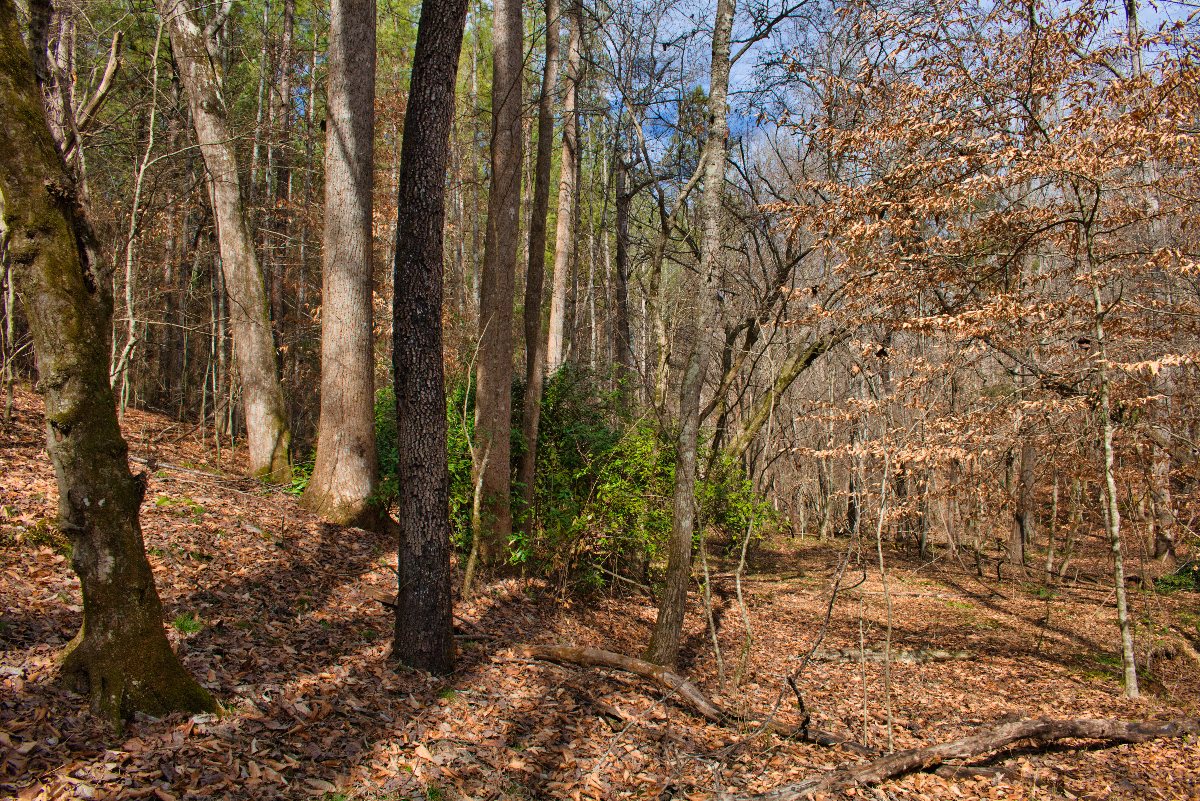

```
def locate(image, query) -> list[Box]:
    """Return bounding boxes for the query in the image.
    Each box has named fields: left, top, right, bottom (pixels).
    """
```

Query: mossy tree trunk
left=0, top=0, right=215, bottom=724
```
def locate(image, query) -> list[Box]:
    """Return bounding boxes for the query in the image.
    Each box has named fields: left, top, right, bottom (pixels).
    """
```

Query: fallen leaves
left=1, top=386, right=1199, bottom=800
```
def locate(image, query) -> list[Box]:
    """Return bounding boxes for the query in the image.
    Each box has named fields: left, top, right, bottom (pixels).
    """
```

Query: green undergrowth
left=368, top=366, right=780, bottom=592
left=1154, top=560, right=1200, bottom=594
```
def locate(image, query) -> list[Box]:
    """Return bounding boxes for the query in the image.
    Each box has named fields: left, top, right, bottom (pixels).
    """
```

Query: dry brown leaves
left=2, top=386, right=1198, bottom=800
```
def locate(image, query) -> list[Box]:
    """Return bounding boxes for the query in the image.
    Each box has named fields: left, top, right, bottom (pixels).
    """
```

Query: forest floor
left=2, top=385, right=1199, bottom=801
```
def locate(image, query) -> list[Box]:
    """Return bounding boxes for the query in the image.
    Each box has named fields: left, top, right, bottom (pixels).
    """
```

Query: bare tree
left=467, top=0, right=525, bottom=584
left=517, top=0, right=562, bottom=538
left=645, top=0, right=736, bottom=668
left=545, top=0, right=581, bottom=374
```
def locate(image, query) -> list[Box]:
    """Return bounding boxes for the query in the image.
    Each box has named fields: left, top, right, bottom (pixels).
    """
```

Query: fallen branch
left=733, top=716, right=1200, bottom=800
left=809, top=648, right=971, bottom=664
left=514, top=644, right=725, bottom=721
left=513, top=644, right=873, bottom=755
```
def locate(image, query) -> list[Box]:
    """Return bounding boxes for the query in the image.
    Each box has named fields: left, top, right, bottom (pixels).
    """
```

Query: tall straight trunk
left=645, top=0, right=735, bottom=668
left=517, top=0, right=561, bottom=537
left=1093, top=285, right=1138, bottom=699
left=160, top=0, right=292, bottom=482
left=613, top=144, right=634, bottom=400
left=469, top=0, right=524, bottom=577
left=269, top=0, right=295, bottom=334
left=1149, top=372, right=1176, bottom=560
left=302, top=0, right=378, bottom=525
left=0, top=0, right=214, bottom=721
left=544, top=0, right=580, bottom=374
left=391, top=0, right=468, bottom=673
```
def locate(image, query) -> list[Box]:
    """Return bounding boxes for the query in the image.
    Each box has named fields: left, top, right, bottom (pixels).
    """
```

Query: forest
left=2, top=0, right=1200, bottom=795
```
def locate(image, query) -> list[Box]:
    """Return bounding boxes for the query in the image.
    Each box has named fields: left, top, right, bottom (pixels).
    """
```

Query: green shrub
left=373, top=383, right=474, bottom=548
left=1155, top=561, right=1200, bottom=594
left=369, top=365, right=778, bottom=592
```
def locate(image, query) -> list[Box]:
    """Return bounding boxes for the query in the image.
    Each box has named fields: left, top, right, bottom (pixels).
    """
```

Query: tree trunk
left=302, top=0, right=379, bottom=526
left=470, top=0, right=525, bottom=577
left=1149, top=371, right=1176, bottom=560
left=1093, top=284, right=1138, bottom=699
left=390, top=0, right=468, bottom=673
left=160, top=0, right=292, bottom=482
left=269, top=0, right=294, bottom=337
left=613, top=143, right=634, bottom=402
left=516, top=0, right=561, bottom=538
left=743, top=717, right=1199, bottom=800
left=544, top=0, right=580, bottom=375
left=645, top=0, right=735, bottom=668
left=0, top=0, right=214, bottom=722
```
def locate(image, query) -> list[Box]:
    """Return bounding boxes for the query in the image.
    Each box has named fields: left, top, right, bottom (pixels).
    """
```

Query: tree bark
left=160, top=0, right=292, bottom=482
left=1093, top=284, right=1138, bottom=699
left=470, top=0, right=525, bottom=576
left=516, top=0, right=561, bottom=539
left=0, top=0, right=214, bottom=722
left=613, top=143, right=634, bottom=401
left=390, top=0, right=468, bottom=673
left=1149, top=371, right=1176, bottom=560
left=645, top=0, right=735, bottom=668
left=544, top=0, right=580, bottom=375
left=302, top=0, right=379, bottom=526
left=269, top=0, right=294, bottom=336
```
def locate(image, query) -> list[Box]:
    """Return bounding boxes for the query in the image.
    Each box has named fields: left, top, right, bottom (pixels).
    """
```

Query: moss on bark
left=0, top=0, right=215, bottom=726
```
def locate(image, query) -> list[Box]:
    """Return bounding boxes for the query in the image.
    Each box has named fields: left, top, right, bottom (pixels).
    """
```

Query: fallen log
left=733, top=716, right=1200, bottom=800
left=512, top=644, right=874, bottom=755
left=513, top=644, right=726, bottom=721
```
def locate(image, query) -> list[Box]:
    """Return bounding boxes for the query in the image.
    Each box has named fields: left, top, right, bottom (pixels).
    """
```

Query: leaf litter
left=2, top=386, right=1198, bottom=800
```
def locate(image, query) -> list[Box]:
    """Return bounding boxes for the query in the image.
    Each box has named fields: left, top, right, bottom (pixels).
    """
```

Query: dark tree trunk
left=0, top=0, right=214, bottom=722
left=268, top=0, right=295, bottom=340
left=390, top=0, right=468, bottom=673
left=516, top=0, right=561, bottom=539
left=613, top=146, right=634, bottom=401
left=303, top=0, right=379, bottom=526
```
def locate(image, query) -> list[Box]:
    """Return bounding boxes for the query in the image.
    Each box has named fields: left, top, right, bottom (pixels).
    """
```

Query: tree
left=466, top=0, right=525, bottom=586
left=0, top=0, right=214, bottom=722
left=159, top=0, right=292, bottom=482
left=516, top=0, right=562, bottom=538
left=645, top=0, right=736, bottom=668
left=303, top=0, right=379, bottom=526
left=545, top=0, right=581, bottom=375
left=391, top=0, right=470, bottom=671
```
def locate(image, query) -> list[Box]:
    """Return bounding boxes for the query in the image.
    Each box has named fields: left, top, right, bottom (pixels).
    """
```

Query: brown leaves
left=2, top=387, right=1200, bottom=800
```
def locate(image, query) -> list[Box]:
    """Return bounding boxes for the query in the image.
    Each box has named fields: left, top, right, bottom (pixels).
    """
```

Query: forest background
left=2, top=0, right=1200, bottom=794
